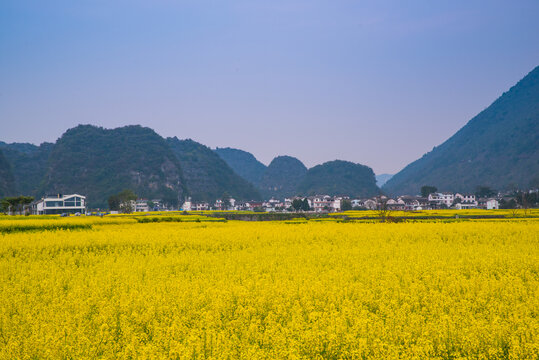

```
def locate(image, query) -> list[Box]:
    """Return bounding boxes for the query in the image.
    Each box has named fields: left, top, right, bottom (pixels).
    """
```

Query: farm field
left=0, top=214, right=538, bottom=359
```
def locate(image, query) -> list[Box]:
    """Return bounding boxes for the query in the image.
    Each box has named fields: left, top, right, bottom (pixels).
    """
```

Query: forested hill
left=259, top=156, right=307, bottom=199
left=383, top=66, right=539, bottom=195
left=40, top=125, right=187, bottom=208
left=214, top=147, right=267, bottom=185
left=0, top=142, right=53, bottom=196
left=167, top=137, right=261, bottom=201
left=297, top=160, right=380, bottom=198
left=0, top=149, right=16, bottom=197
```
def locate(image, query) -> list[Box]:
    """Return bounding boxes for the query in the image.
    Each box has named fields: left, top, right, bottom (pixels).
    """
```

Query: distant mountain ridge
left=0, top=149, right=16, bottom=197
left=298, top=160, right=379, bottom=198
left=167, top=137, right=261, bottom=202
left=258, top=156, right=307, bottom=199
left=215, top=149, right=380, bottom=200
left=0, top=141, right=53, bottom=196
left=213, top=147, right=267, bottom=185
left=41, top=125, right=187, bottom=208
left=383, top=65, right=539, bottom=195
left=376, top=174, right=393, bottom=187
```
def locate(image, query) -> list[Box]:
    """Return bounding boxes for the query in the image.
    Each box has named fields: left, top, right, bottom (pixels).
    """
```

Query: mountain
left=214, top=147, right=267, bottom=185
left=167, top=137, right=261, bottom=201
left=376, top=174, right=393, bottom=187
left=0, top=142, right=53, bottom=196
left=259, top=156, right=307, bottom=199
left=383, top=66, right=539, bottom=195
left=0, top=149, right=16, bottom=197
left=41, top=125, right=187, bottom=208
left=297, top=160, right=380, bottom=198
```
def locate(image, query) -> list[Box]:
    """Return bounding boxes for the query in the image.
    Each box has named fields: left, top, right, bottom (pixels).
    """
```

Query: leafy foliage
left=0, top=195, right=34, bottom=214
left=384, top=66, right=539, bottom=195
left=167, top=138, right=261, bottom=201
left=421, top=185, right=438, bottom=197
left=108, top=189, right=137, bottom=213
left=297, top=160, right=380, bottom=198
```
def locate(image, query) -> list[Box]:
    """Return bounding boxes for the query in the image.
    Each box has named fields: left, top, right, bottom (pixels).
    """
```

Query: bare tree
left=375, top=196, right=391, bottom=222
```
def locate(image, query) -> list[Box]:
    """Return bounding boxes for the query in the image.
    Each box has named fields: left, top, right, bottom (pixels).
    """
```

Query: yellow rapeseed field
left=0, top=217, right=538, bottom=359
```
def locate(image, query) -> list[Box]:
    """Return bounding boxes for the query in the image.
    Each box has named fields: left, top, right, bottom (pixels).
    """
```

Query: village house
left=135, top=199, right=150, bottom=212
left=32, top=194, right=86, bottom=215
left=428, top=192, right=455, bottom=208
left=478, top=198, right=499, bottom=210
left=485, top=198, right=499, bottom=210
left=309, top=195, right=334, bottom=212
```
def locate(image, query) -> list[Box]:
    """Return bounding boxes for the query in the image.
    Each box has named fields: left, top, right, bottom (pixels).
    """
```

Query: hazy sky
left=1, top=0, right=538, bottom=174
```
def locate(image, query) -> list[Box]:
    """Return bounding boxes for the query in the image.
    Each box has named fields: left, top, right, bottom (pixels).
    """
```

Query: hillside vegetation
left=298, top=160, right=379, bottom=198
left=384, top=66, right=539, bottom=195
left=40, top=125, right=187, bottom=208
left=167, top=138, right=261, bottom=201
left=258, top=156, right=307, bottom=199
left=0, top=149, right=15, bottom=197
left=214, top=147, right=267, bottom=185
left=0, top=142, right=53, bottom=196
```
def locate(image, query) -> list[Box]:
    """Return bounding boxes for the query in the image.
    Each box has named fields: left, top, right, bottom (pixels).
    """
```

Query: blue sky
left=1, top=0, right=538, bottom=173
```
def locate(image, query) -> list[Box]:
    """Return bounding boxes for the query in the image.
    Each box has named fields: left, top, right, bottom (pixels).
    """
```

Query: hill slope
left=214, top=147, right=267, bottom=186
left=41, top=125, right=187, bottom=208
left=0, top=149, right=16, bottom=197
left=167, top=138, right=261, bottom=201
left=376, top=174, right=393, bottom=187
left=297, top=160, right=379, bottom=198
left=259, top=156, right=307, bottom=199
left=383, top=66, right=539, bottom=195
left=0, top=142, right=53, bottom=196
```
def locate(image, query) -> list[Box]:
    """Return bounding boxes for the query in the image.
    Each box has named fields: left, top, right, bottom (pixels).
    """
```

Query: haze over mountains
left=1, top=65, right=538, bottom=206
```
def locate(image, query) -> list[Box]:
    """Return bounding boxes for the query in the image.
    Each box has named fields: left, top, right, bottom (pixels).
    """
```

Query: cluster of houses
left=181, top=192, right=500, bottom=213
left=385, top=193, right=499, bottom=211
left=18, top=190, right=502, bottom=215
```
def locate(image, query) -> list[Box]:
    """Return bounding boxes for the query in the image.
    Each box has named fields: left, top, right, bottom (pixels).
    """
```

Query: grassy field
left=0, top=212, right=538, bottom=359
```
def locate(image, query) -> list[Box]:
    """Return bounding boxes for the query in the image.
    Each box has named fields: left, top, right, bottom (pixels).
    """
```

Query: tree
left=499, top=198, right=517, bottom=209
left=108, top=189, right=137, bottom=213
left=451, top=197, right=462, bottom=208
left=515, top=191, right=536, bottom=215
left=0, top=196, right=34, bottom=215
left=108, top=195, right=121, bottom=211
left=421, top=186, right=437, bottom=197
left=301, top=198, right=311, bottom=211
left=475, top=186, right=496, bottom=198
left=221, top=192, right=231, bottom=210
left=291, top=198, right=303, bottom=212
left=375, top=196, right=391, bottom=222
left=341, top=199, right=352, bottom=211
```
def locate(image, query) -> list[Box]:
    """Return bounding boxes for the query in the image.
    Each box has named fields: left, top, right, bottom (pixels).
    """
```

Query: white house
left=135, top=200, right=150, bottom=212
left=486, top=199, right=499, bottom=210
left=428, top=193, right=455, bottom=208
left=363, top=199, right=377, bottom=210
left=182, top=199, right=192, bottom=211
left=32, top=194, right=86, bottom=215
left=455, top=193, right=476, bottom=203
left=311, top=195, right=333, bottom=212
left=455, top=202, right=477, bottom=210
